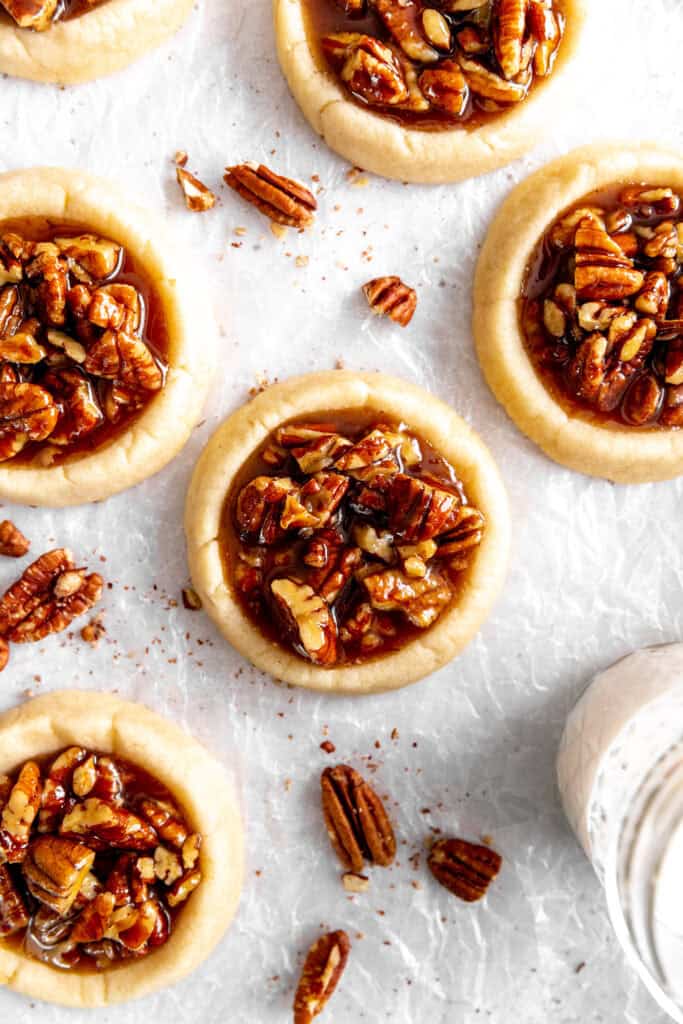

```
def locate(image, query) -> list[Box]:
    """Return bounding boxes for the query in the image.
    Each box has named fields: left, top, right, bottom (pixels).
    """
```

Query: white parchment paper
left=1, top=0, right=683, bottom=1020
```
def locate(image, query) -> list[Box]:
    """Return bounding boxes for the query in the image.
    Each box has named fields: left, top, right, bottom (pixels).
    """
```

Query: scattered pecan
left=321, top=764, right=396, bottom=872
left=0, top=520, right=30, bottom=558
left=293, top=930, right=350, bottom=1024
left=623, top=373, right=663, bottom=425
left=0, top=549, right=103, bottom=645
left=427, top=837, right=502, bottom=902
left=182, top=586, right=203, bottom=610
left=81, top=616, right=106, bottom=646
left=363, top=276, right=417, bottom=327
left=176, top=167, right=217, bottom=213
left=224, top=164, right=317, bottom=228
left=527, top=0, right=562, bottom=76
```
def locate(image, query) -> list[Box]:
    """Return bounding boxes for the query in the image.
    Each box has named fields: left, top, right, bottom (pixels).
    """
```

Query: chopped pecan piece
left=321, top=764, right=396, bottom=871
left=293, top=930, right=351, bottom=1024
left=372, top=0, right=439, bottom=63
left=623, top=374, right=663, bottom=425
left=276, top=424, right=352, bottom=474
left=70, top=891, right=116, bottom=944
left=39, top=746, right=89, bottom=833
left=224, top=163, right=317, bottom=228
left=493, top=0, right=527, bottom=79
left=0, top=520, right=30, bottom=558
left=574, top=217, right=644, bottom=300
left=528, top=0, right=562, bottom=76
left=635, top=271, right=670, bottom=318
left=428, top=836, right=502, bottom=902
left=388, top=473, right=462, bottom=542
left=308, top=545, right=362, bottom=604
left=236, top=475, right=298, bottom=543
left=0, top=638, right=9, bottom=673
left=323, top=33, right=409, bottom=107
left=41, top=368, right=104, bottom=446
left=0, top=284, right=23, bottom=335
left=271, top=578, right=338, bottom=665
left=86, top=284, right=142, bottom=334
left=0, top=381, right=59, bottom=461
left=421, top=7, right=451, bottom=49
left=60, top=798, right=158, bottom=851
left=22, top=836, right=95, bottom=915
left=138, top=798, right=189, bottom=850
left=176, top=167, right=217, bottom=212
left=419, top=61, right=469, bottom=116
left=457, top=53, right=530, bottom=103
left=84, top=331, right=163, bottom=391
left=0, top=761, right=43, bottom=863
left=438, top=506, right=486, bottom=564
left=618, top=185, right=680, bottom=217
left=362, top=275, right=417, bottom=326
left=0, top=864, right=29, bottom=937
left=26, top=247, right=68, bottom=326
left=166, top=868, right=202, bottom=908
left=54, top=235, right=122, bottom=283
left=0, top=0, right=58, bottom=31
left=363, top=567, right=453, bottom=627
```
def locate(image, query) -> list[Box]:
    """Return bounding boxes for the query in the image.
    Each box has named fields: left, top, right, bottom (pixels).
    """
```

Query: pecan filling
left=0, top=748, right=202, bottom=971
left=0, top=221, right=167, bottom=465
left=0, top=0, right=106, bottom=32
left=304, top=0, right=564, bottom=130
left=223, top=414, right=486, bottom=667
left=521, top=184, right=683, bottom=428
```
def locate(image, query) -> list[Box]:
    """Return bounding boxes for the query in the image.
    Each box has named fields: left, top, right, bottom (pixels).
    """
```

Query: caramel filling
left=222, top=413, right=485, bottom=667
left=0, top=748, right=202, bottom=971
left=0, top=220, right=168, bottom=466
left=521, top=184, right=683, bottom=428
left=303, top=0, right=565, bottom=131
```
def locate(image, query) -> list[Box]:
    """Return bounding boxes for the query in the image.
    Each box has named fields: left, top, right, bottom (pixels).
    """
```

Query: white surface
left=1, top=0, right=683, bottom=1021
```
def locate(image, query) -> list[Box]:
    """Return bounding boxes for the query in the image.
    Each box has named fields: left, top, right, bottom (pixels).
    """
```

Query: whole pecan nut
left=427, top=837, right=502, bottom=902
left=321, top=764, right=396, bottom=872
left=363, top=276, right=417, bottom=327
left=224, top=163, right=317, bottom=228
left=293, top=929, right=350, bottom=1024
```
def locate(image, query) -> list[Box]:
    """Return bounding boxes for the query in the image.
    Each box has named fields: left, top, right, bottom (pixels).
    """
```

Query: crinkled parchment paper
left=1, top=0, right=683, bottom=1020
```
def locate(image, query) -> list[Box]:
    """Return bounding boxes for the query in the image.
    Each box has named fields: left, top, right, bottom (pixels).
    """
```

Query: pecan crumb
left=176, top=167, right=216, bottom=213
left=181, top=587, right=203, bottom=611
left=363, top=276, right=417, bottom=327
left=0, top=520, right=30, bottom=558
left=81, top=616, right=106, bottom=646
left=320, top=740, right=336, bottom=754
left=174, top=150, right=189, bottom=167
left=342, top=871, right=369, bottom=893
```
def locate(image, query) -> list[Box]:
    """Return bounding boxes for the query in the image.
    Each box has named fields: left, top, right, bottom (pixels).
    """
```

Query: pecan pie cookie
left=274, top=0, right=588, bottom=183
left=474, top=144, right=683, bottom=482
left=185, top=372, right=510, bottom=693
left=0, top=690, right=243, bottom=1007
left=0, top=167, right=212, bottom=506
left=0, top=0, right=193, bottom=84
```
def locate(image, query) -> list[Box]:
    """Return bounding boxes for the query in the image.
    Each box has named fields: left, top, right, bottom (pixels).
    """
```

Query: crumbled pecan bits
left=321, top=764, right=396, bottom=872
left=362, top=276, right=417, bottom=327
left=293, top=930, right=351, bottom=1024
left=0, top=520, right=30, bottom=558
left=176, top=167, right=217, bottom=213
left=0, top=548, right=103, bottom=644
left=428, top=837, right=502, bottom=902
left=182, top=586, right=203, bottom=610
left=224, top=164, right=317, bottom=228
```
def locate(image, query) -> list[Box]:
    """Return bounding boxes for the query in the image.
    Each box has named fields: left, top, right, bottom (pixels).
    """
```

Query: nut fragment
left=421, top=7, right=451, bottom=49
left=493, top=0, right=527, bottom=79
left=419, top=61, right=469, bottom=116
left=271, top=578, right=338, bottom=665
left=0, top=761, right=43, bottom=863
left=224, top=163, right=317, bottom=228
left=342, top=871, right=369, bottom=893
left=176, top=167, right=217, bottom=213
left=182, top=586, right=203, bottom=610
left=0, top=864, right=29, bottom=936
left=323, top=33, right=409, bottom=107
left=0, top=520, right=30, bottom=558
left=293, top=930, right=351, bottom=1024
left=60, top=799, right=157, bottom=851
left=363, top=276, right=417, bottom=327
left=22, top=836, right=95, bottom=915
left=321, top=764, right=396, bottom=872
left=427, top=836, right=502, bottom=902
left=373, top=0, right=439, bottom=62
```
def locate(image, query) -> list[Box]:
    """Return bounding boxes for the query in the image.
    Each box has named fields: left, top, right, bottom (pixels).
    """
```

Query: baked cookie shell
left=274, top=0, right=589, bottom=184
left=0, top=0, right=194, bottom=85
left=473, top=143, right=683, bottom=483
left=185, top=371, right=510, bottom=694
left=0, top=690, right=244, bottom=1007
left=0, top=167, right=212, bottom=506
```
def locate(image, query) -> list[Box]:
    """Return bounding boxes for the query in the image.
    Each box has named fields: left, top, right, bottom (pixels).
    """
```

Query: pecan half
left=0, top=381, right=59, bottom=461
left=270, top=578, right=338, bottom=665
left=84, top=331, right=163, bottom=391
left=428, top=837, right=502, bottom=902
left=224, top=164, right=317, bottom=228
left=321, top=764, right=396, bottom=872
left=0, top=520, right=30, bottom=558
left=323, top=34, right=409, bottom=107
left=362, top=567, right=453, bottom=627
left=176, top=167, right=217, bottom=212
left=574, top=217, right=644, bottom=300
left=493, top=0, right=527, bottom=80
left=363, top=276, right=417, bottom=327
left=22, top=836, right=96, bottom=915
left=293, top=930, right=351, bottom=1024
left=0, top=549, right=104, bottom=645
left=388, top=474, right=462, bottom=542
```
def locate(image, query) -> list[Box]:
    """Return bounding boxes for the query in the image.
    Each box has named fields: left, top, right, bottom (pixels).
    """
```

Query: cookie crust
left=0, top=0, right=194, bottom=84
left=0, top=167, right=213, bottom=506
left=0, top=689, right=244, bottom=1007
left=473, top=143, right=683, bottom=483
left=185, top=371, right=510, bottom=694
left=274, top=0, right=588, bottom=184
